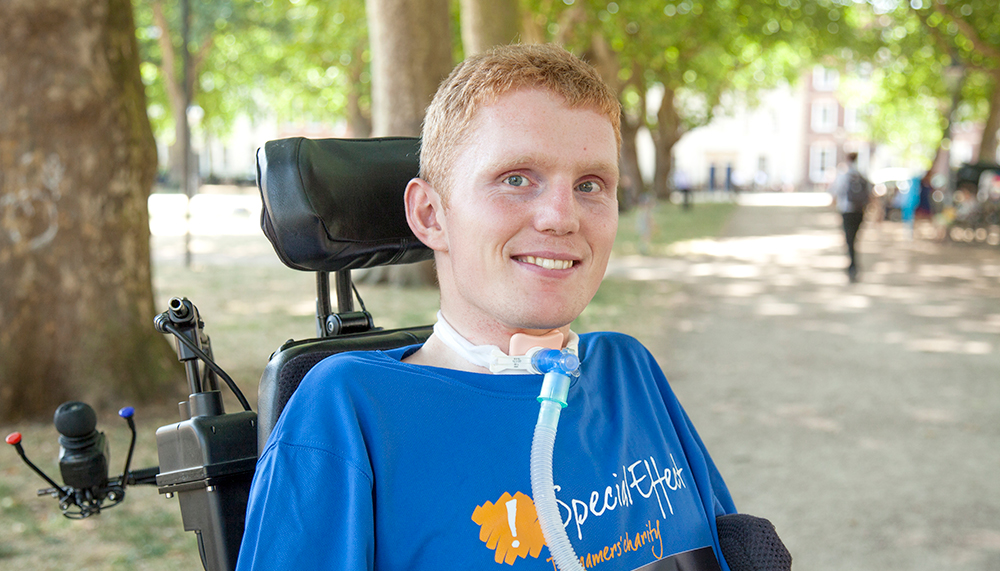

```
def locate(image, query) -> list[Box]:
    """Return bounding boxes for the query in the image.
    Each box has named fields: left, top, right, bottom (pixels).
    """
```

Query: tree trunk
left=618, top=65, right=646, bottom=210
left=152, top=0, right=212, bottom=186
left=619, top=116, right=644, bottom=209
left=345, top=44, right=372, bottom=138
left=0, top=0, right=181, bottom=421
left=652, top=84, right=683, bottom=200
left=367, top=0, right=452, bottom=138
left=978, top=71, right=1000, bottom=164
left=364, top=0, right=452, bottom=286
left=460, top=0, right=519, bottom=56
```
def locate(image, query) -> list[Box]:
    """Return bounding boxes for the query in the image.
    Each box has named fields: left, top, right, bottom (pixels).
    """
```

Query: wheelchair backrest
left=255, top=136, right=434, bottom=452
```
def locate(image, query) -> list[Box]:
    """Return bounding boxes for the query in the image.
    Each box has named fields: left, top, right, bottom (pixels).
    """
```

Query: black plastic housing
left=58, top=431, right=109, bottom=490
left=156, top=398, right=257, bottom=571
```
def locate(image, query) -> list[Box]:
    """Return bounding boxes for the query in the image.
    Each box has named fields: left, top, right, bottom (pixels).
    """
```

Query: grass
left=0, top=198, right=734, bottom=570
left=614, top=198, right=737, bottom=257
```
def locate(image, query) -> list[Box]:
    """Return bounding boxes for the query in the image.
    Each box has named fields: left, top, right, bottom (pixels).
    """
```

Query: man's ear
left=404, top=177, right=448, bottom=252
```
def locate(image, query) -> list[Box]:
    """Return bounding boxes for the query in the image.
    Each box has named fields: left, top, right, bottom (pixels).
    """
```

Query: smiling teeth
left=520, top=256, right=573, bottom=270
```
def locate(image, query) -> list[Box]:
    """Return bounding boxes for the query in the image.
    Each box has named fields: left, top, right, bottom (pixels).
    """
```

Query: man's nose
left=533, top=183, right=580, bottom=235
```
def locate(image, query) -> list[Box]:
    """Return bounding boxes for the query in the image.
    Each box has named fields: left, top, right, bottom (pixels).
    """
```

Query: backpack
left=846, top=171, right=870, bottom=210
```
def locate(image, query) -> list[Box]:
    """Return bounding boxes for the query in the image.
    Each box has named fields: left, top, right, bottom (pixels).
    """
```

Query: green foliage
left=260, top=0, right=371, bottom=127
left=134, top=0, right=371, bottom=141
left=129, top=0, right=999, bottom=175
left=525, top=0, right=856, bottom=127
left=860, top=0, right=1000, bottom=165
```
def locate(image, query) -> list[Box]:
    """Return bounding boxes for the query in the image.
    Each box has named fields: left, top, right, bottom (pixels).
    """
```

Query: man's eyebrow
left=488, top=154, right=619, bottom=178
left=586, top=159, right=620, bottom=179
left=486, top=154, right=544, bottom=173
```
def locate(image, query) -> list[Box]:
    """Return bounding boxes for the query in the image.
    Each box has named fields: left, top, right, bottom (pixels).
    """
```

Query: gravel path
left=609, top=195, right=1000, bottom=571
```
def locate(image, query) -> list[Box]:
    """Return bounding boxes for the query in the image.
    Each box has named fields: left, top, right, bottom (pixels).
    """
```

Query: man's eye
left=504, top=174, right=528, bottom=187
left=577, top=181, right=600, bottom=193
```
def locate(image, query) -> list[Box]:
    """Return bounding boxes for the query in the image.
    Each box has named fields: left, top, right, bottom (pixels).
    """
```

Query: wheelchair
left=7, top=137, right=789, bottom=571
left=161, top=136, right=434, bottom=570
left=8, top=136, right=432, bottom=570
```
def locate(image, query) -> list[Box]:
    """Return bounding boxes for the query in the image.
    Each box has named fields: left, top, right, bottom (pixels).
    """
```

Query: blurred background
left=1, top=0, right=999, bottom=569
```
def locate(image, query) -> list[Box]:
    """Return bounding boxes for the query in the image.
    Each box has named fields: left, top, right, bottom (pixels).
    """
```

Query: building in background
left=670, top=65, right=874, bottom=193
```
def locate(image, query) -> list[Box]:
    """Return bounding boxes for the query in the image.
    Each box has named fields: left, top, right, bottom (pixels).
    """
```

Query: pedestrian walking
left=828, top=152, right=870, bottom=282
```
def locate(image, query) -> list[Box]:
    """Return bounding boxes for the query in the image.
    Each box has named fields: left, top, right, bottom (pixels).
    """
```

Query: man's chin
left=504, top=309, right=582, bottom=333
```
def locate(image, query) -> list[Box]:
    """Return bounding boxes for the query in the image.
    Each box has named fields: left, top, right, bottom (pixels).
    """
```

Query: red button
left=5, top=432, right=21, bottom=445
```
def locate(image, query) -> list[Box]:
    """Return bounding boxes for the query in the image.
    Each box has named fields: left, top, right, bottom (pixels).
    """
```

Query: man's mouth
left=515, top=255, right=575, bottom=270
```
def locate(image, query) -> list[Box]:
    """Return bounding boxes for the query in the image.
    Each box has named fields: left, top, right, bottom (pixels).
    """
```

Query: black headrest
left=256, top=137, right=433, bottom=272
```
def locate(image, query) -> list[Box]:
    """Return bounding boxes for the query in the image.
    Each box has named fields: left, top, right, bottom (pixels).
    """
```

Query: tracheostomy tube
left=529, top=348, right=586, bottom=571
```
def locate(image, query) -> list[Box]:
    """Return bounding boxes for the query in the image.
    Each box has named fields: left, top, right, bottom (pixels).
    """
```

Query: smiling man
left=404, top=85, right=619, bottom=368
left=238, top=44, right=738, bottom=571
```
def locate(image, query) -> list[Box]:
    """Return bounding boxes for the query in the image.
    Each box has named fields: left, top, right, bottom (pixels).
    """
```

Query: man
left=238, top=44, right=736, bottom=570
left=828, top=151, right=870, bottom=282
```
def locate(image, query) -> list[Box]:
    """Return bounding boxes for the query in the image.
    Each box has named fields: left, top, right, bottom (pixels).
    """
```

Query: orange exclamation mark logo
left=506, top=498, right=519, bottom=548
left=472, top=491, right=546, bottom=564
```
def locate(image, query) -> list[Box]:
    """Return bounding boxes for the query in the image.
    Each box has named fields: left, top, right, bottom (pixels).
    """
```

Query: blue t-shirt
left=238, top=332, right=735, bottom=570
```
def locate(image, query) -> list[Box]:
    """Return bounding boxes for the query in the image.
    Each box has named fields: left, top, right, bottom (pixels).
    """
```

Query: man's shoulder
left=290, top=347, right=417, bottom=402
left=579, top=331, right=652, bottom=359
left=307, top=345, right=415, bottom=375
left=580, top=330, right=641, bottom=345
left=268, top=348, right=420, bottom=449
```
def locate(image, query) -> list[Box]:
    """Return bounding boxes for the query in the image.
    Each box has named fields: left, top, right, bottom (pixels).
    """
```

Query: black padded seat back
left=256, top=326, right=432, bottom=453
left=256, top=137, right=432, bottom=272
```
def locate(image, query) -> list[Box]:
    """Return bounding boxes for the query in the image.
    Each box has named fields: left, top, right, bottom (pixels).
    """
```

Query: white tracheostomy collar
left=432, top=311, right=579, bottom=375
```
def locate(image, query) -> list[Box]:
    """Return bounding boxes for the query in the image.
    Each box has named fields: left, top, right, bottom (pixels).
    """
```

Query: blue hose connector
left=532, top=348, right=580, bottom=377
left=532, top=349, right=579, bottom=408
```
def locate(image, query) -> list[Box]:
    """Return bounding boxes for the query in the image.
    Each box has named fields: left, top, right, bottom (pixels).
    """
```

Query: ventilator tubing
left=530, top=349, right=585, bottom=571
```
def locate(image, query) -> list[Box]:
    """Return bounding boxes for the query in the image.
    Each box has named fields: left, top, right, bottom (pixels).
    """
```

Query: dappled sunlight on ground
left=621, top=197, right=1000, bottom=571
left=608, top=200, right=999, bottom=359
left=667, top=232, right=843, bottom=261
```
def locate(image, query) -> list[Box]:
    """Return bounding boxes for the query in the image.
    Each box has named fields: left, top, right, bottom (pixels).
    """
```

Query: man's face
left=432, top=88, right=619, bottom=342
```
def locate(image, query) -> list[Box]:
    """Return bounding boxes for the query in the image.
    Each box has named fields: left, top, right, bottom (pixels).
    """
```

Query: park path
left=608, top=195, right=1000, bottom=571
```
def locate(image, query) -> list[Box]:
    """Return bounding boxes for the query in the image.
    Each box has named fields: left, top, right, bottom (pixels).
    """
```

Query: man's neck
left=403, top=333, right=487, bottom=372
left=401, top=312, right=572, bottom=372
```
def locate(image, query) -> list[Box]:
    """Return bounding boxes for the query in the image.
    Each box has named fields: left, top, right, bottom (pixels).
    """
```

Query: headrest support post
left=315, top=272, right=333, bottom=338
left=334, top=271, right=354, bottom=314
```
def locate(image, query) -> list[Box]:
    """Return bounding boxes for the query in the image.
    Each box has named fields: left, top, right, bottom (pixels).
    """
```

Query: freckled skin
left=405, top=88, right=619, bottom=359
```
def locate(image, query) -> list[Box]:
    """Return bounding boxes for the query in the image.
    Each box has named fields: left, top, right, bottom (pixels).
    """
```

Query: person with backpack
left=829, top=151, right=870, bottom=282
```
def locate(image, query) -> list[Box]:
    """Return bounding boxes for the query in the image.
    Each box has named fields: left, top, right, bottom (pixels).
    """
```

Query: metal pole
left=181, top=0, right=193, bottom=268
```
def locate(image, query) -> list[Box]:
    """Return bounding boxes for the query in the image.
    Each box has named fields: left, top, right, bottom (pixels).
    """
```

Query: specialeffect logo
left=472, top=491, right=546, bottom=565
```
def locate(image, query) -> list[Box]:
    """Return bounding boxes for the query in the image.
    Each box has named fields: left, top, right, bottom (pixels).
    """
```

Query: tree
left=137, top=0, right=284, bottom=181
left=134, top=0, right=375, bottom=182
left=362, top=0, right=453, bottom=286
left=274, top=1, right=373, bottom=137
left=138, top=0, right=232, bottom=182
left=525, top=0, right=848, bottom=206
left=910, top=0, right=1000, bottom=162
left=366, top=0, right=453, bottom=137
left=838, top=1, right=998, bottom=170
left=460, top=0, right=520, bottom=56
left=0, top=0, right=180, bottom=420
left=909, top=0, right=1000, bottom=164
